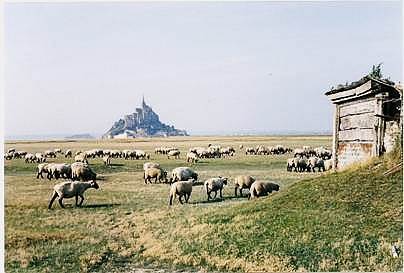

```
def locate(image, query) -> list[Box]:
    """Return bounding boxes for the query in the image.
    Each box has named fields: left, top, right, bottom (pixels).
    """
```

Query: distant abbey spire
left=142, top=94, right=146, bottom=108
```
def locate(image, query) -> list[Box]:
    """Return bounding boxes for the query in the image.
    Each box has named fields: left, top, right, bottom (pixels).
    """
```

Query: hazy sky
left=4, top=1, right=403, bottom=136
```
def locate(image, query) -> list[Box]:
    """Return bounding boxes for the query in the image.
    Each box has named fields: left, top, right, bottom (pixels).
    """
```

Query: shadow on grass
left=83, top=203, right=121, bottom=209
left=193, top=195, right=248, bottom=204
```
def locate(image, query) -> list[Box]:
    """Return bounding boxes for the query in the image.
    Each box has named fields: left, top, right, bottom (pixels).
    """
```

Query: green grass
left=4, top=136, right=402, bottom=272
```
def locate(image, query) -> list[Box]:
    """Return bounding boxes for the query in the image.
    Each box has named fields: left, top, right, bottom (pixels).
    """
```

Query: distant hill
left=102, top=97, right=188, bottom=139
left=65, top=134, right=95, bottom=139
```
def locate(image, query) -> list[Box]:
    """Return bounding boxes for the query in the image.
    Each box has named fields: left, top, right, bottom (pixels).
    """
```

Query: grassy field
left=4, top=135, right=403, bottom=272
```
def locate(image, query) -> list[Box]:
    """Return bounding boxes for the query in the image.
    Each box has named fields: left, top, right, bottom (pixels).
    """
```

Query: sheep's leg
left=185, top=193, right=190, bottom=203
left=234, top=187, right=238, bottom=197
left=155, top=177, right=158, bottom=184
left=48, top=192, right=58, bottom=209
left=179, top=195, right=184, bottom=204
left=213, top=191, right=217, bottom=199
left=220, top=188, right=223, bottom=199
left=75, top=195, right=79, bottom=206
left=78, top=194, right=84, bottom=206
left=58, top=197, right=65, bottom=208
left=239, top=189, right=243, bottom=197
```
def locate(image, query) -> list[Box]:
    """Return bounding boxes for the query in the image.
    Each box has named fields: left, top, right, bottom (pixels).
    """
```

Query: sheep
left=65, top=149, right=72, bottom=158
left=71, top=162, right=96, bottom=181
left=307, top=157, right=325, bottom=172
left=324, top=159, right=333, bottom=171
left=14, top=151, right=27, bottom=159
left=4, top=152, right=14, bottom=160
left=144, top=167, right=168, bottom=184
left=168, top=179, right=194, bottom=205
left=25, top=153, right=36, bottom=163
left=169, top=167, right=198, bottom=183
left=167, top=150, right=180, bottom=159
left=245, top=147, right=256, bottom=155
left=186, top=152, right=199, bottom=164
left=234, top=175, right=256, bottom=197
left=296, top=158, right=308, bottom=172
left=204, top=177, right=228, bottom=200
left=7, top=148, right=16, bottom=153
left=54, top=148, right=62, bottom=154
left=35, top=153, right=46, bottom=163
left=134, top=150, right=149, bottom=160
left=48, top=180, right=99, bottom=209
left=143, top=162, right=160, bottom=171
left=47, top=163, right=72, bottom=180
left=286, top=158, right=295, bottom=172
left=74, top=153, right=88, bottom=164
left=45, top=150, right=57, bottom=158
left=239, top=144, right=244, bottom=150
left=36, top=163, right=50, bottom=179
left=102, top=155, right=111, bottom=166
left=249, top=181, right=280, bottom=199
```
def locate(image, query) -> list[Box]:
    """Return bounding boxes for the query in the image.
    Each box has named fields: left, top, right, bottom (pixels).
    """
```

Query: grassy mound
left=129, top=151, right=403, bottom=272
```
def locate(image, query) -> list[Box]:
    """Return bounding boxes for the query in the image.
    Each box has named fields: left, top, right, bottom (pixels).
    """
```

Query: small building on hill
left=325, top=76, right=402, bottom=170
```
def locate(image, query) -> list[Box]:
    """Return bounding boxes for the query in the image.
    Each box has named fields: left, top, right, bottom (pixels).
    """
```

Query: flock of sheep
left=287, top=146, right=333, bottom=172
left=5, top=143, right=332, bottom=208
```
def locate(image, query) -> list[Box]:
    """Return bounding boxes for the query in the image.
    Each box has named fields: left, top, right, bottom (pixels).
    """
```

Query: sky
left=4, top=1, right=403, bottom=137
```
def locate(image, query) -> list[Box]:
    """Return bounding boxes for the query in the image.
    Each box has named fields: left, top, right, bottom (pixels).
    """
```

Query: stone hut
left=325, top=76, right=402, bottom=170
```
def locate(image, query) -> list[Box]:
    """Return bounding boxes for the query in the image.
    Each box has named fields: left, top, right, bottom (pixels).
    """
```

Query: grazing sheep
left=297, top=158, right=308, bottom=172
left=4, top=152, right=14, bottom=160
left=307, top=157, right=325, bottom=172
left=35, top=153, right=46, bottom=163
left=102, top=155, right=111, bottom=166
left=204, top=177, right=228, bottom=200
left=234, top=175, right=256, bottom=197
left=324, top=159, right=333, bottom=171
left=249, top=181, right=280, bottom=199
left=54, top=148, right=62, bottom=154
left=186, top=152, right=199, bottom=164
left=36, top=163, right=50, bottom=179
left=25, top=153, right=36, bottom=163
left=167, top=150, right=180, bottom=159
left=143, top=162, right=161, bottom=171
left=239, top=144, right=244, bottom=150
left=47, top=163, right=72, bottom=180
left=7, top=148, right=16, bottom=153
left=71, top=162, right=96, bottom=181
left=45, top=150, right=57, bottom=158
left=65, top=149, right=72, bottom=158
left=144, top=167, right=168, bottom=184
left=74, top=153, right=88, bottom=164
left=14, top=151, right=27, bottom=159
left=169, top=167, right=198, bottom=183
left=168, top=179, right=194, bottom=205
left=286, top=158, right=295, bottom=172
left=48, top=180, right=99, bottom=209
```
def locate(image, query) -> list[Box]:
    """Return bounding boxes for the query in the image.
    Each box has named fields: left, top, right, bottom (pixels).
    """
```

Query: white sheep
left=186, top=152, right=199, bottom=164
left=74, top=153, right=88, bottom=164
left=71, top=162, right=96, bottom=181
left=102, top=155, right=111, bottom=166
left=25, top=153, right=36, bottom=163
left=143, top=162, right=161, bottom=171
left=249, top=181, right=280, bottom=199
left=204, top=177, right=228, bottom=200
left=169, top=167, right=198, bottom=183
left=65, top=149, right=72, bottom=158
left=234, top=175, right=256, bottom=197
left=168, top=179, right=194, bottom=205
left=144, top=167, right=168, bottom=184
left=36, top=163, right=50, bottom=179
left=48, top=180, right=99, bottom=209
left=47, top=163, right=72, bottom=180
left=324, top=159, right=333, bottom=171
left=167, top=150, right=180, bottom=159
